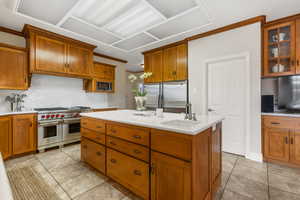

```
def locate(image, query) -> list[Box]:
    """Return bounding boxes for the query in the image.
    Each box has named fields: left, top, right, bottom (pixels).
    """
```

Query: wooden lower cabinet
left=211, top=123, right=222, bottom=195
left=12, top=114, right=36, bottom=155
left=151, top=151, right=191, bottom=200
left=290, top=130, right=300, bottom=165
left=107, top=148, right=149, bottom=200
left=0, top=116, right=12, bottom=160
left=81, top=138, right=106, bottom=174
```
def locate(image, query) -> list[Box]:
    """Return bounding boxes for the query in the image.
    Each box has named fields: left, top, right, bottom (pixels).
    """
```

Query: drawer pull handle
left=133, top=149, right=141, bottom=154
left=271, top=122, right=280, bottom=125
left=133, top=135, right=141, bottom=139
left=111, top=129, right=117, bottom=133
left=285, top=137, right=289, bottom=144
left=82, top=122, right=87, bottom=125
left=133, top=170, right=142, bottom=176
left=151, top=163, right=155, bottom=175
left=96, top=152, right=102, bottom=156
left=291, top=138, right=294, bottom=144
left=96, top=126, right=103, bottom=128
left=110, top=159, right=117, bottom=163
left=110, top=141, right=116, bottom=146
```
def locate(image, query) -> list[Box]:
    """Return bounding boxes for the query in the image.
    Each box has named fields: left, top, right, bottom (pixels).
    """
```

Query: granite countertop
left=0, top=154, right=13, bottom=200
left=81, top=110, right=224, bottom=135
left=262, top=112, right=300, bottom=117
left=0, top=111, right=38, bottom=117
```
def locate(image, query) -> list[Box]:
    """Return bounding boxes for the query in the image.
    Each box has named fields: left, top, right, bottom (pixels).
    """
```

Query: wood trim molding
left=0, top=42, right=27, bottom=51
left=142, top=40, right=187, bottom=54
left=94, top=61, right=116, bottom=68
left=265, top=13, right=300, bottom=27
left=0, top=26, right=24, bottom=37
left=93, top=52, right=128, bottom=63
left=187, top=15, right=266, bottom=41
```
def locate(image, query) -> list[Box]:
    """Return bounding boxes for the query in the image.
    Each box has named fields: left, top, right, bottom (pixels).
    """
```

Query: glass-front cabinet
left=264, top=22, right=296, bottom=77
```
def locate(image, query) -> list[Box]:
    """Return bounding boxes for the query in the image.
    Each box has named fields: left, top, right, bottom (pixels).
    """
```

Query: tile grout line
left=34, top=150, right=74, bottom=200
left=219, top=155, right=240, bottom=199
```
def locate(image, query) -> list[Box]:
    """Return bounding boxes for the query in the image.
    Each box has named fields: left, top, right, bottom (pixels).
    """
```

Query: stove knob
left=41, top=115, right=45, bottom=119
left=61, top=115, right=65, bottom=118
left=56, top=114, right=60, bottom=118
left=51, top=115, right=55, bottom=118
left=46, top=115, right=50, bottom=118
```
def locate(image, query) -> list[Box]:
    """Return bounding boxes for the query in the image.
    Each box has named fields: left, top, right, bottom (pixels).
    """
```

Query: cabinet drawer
left=107, top=136, right=149, bottom=162
left=81, top=138, right=106, bottom=174
left=263, top=116, right=295, bottom=129
left=107, top=124, right=150, bottom=146
left=107, top=148, right=149, bottom=199
left=81, top=128, right=105, bottom=145
left=81, top=117, right=106, bottom=133
left=151, top=129, right=192, bottom=161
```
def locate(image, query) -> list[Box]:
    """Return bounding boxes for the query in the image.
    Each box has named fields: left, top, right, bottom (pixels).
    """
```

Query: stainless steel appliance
left=143, top=81, right=188, bottom=113
left=96, top=81, right=113, bottom=92
left=35, top=106, right=91, bottom=151
left=278, top=76, right=300, bottom=111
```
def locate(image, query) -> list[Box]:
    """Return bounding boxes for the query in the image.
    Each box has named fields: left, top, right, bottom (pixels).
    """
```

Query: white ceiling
left=0, top=0, right=300, bottom=71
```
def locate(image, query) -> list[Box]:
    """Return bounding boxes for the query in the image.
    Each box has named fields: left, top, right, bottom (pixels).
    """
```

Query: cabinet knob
left=132, top=135, right=141, bottom=139
left=151, top=163, right=155, bottom=175
left=109, top=141, right=116, bottom=146
left=82, top=122, right=87, bottom=125
left=111, top=129, right=117, bottom=133
left=110, top=159, right=117, bottom=163
left=291, top=138, right=294, bottom=145
left=297, top=60, right=300, bottom=66
left=133, top=149, right=141, bottom=154
left=133, top=170, right=142, bottom=176
left=270, top=122, right=280, bottom=125
left=285, top=136, right=289, bottom=144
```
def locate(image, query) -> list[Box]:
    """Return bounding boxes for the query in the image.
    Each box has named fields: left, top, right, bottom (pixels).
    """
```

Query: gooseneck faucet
left=185, top=103, right=197, bottom=121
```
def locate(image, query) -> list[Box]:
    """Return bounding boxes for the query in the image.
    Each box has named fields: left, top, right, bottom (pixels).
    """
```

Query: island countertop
left=81, top=110, right=224, bottom=135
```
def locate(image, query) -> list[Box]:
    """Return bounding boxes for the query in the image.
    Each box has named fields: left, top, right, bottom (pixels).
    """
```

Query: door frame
left=204, top=52, right=251, bottom=157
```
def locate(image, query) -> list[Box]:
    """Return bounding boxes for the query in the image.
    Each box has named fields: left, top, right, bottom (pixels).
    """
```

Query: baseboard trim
left=245, top=152, right=263, bottom=162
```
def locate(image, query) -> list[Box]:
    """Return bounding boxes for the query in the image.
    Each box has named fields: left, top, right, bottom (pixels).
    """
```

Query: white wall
left=188, top=23, right=262, bottom=161
left=0, top=31, right=128, bottom=112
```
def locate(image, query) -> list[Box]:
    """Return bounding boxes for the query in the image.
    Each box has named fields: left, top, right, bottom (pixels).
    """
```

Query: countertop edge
left=0, top=111, right=38, bottom=117
left=261, top=112, right=300, bottom=117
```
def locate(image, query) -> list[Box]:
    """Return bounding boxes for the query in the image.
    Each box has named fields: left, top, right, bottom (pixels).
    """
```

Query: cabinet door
left=176, top=44, right=188, bottom=81
left=144, top=53, right=153, bottom=83
left=296, top=19, right=300, bottom=74
left=12, top=114, right=36, bottom=155
left=264, top=127, right=290, bottom=162
left=163, top=47, right=177, bottom=82
left=67, top=44, right=92, bottom=76
left=103, top=66, right=115, bottom=80
left=0, top=46, right=28, bottom=90
left=211, top=123, right=222, bottom=188
left=35, top=35, right=67, bottom=73
left=84, top=139, right=106, bottom=174
left=81, top=138, right=88, bottom=162
left=151, top=51, right=163, bottom=83
left=0, top=116, right=12, bottom=160
left=263, top=22, right=296, bottom=77
left=290, top=130, right=300, bottom=165
left=151, top=151, right=191, bottom=200
left=107, top=148, right=149, bottom=199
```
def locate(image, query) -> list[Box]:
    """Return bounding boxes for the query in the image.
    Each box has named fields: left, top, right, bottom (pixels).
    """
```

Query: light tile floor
left=4, top=144, right=300, bottom=200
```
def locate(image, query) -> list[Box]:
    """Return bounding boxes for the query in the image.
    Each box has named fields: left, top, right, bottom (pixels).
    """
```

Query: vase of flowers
left=128, top=72, right=152, bottom=111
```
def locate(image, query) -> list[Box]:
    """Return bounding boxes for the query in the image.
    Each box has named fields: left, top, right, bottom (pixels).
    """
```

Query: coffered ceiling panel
left=147, top=7, right=210, bottom=39
left=113, top=33, right=157, bottom=51
left=146, top=0, right=198, bottom=18
left=18, top=0, right=79, bottom=24
left=61, top=17, right=121, bottom=44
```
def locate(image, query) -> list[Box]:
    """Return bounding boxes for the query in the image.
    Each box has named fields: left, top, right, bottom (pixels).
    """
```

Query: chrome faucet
left=185, top=103, right=197, bottom=121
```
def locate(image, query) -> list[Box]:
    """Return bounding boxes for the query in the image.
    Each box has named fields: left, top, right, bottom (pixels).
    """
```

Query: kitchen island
left=80, top=110, right=224, bottom=200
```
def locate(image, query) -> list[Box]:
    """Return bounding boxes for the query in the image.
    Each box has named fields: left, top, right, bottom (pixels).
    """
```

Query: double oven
left=36, top=107, right=90, bottom=151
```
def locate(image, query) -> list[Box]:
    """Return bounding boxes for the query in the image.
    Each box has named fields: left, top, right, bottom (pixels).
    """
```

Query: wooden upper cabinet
left=35, top=35, right=67, bottom=74
left=144, top=51, right=163, bottom=83
left=0, top=116, right=12, bottom=160
left=0, top=44, right=28, bottom=90
left=151, top=151, right=191, bottom=200
left=24, top=24, right=96, bottom=79
left=176, top=44, right=188, bottom=81
left=68, top=44, right=93, bottom=76
left=296, top=19, right=300, bottom=74
left=290, top=130, right=300, bottom=165
left=264, top=127, right=290, bottom=162
left=92, top=62, right=115, bottom=80
left=263, top=21, right=296, bottom=77
left=12, top=114, right=36, bottom=155
left=163, top=46, right=178, bottom=82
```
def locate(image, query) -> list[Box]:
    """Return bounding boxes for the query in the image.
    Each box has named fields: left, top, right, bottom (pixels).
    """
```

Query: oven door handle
left=39, top=122, right=60, bottom=127
left=63, top=119, right=80, bottom=124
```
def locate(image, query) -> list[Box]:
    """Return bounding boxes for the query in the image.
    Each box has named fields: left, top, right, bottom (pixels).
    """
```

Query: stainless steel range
left=35, top=106, right=91, bottom=152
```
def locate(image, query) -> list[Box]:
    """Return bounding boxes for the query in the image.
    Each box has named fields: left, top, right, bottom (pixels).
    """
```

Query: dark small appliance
left=261, top=95, right=274, bottom=113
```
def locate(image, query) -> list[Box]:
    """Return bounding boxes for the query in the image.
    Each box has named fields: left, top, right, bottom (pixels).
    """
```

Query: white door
left=207, top=56, right=248, bottom=155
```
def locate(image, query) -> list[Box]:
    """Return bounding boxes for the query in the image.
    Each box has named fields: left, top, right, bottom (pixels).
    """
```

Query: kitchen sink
left=161, top=119, right=201, bottom=128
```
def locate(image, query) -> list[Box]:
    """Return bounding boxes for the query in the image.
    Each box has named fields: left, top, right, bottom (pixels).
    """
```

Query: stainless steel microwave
left=96, top=81, right=113, bottom=92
